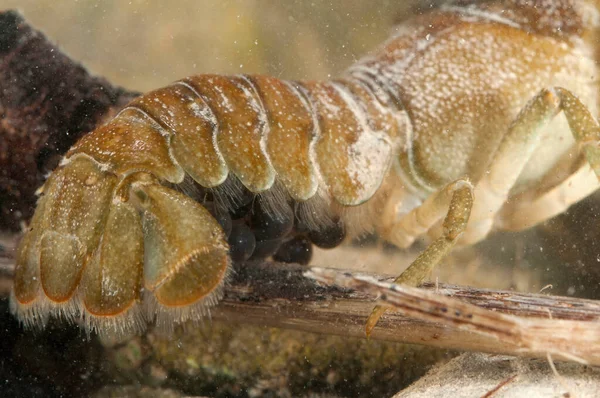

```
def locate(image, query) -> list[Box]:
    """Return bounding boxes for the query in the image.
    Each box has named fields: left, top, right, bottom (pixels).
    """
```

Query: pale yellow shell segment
left=36, top=157, right=118, bottom=302
left=359, top=9, right=594, bottom=189
left=249, top=75, right=318, bottom=201
left=184, top=75, right=275, bottom=192
left=81, top=201, right=144, bottom=316
left=300, top=81, right=393, bottom=206
left=407, top=21, right=582, bottom=186
left=338, top=79, right=402, bottom=143
left=68, top=108, right=184, bottom=183
left=135, top=183, right=229, bottom=307
left=129, top=84, right=228, bottom=188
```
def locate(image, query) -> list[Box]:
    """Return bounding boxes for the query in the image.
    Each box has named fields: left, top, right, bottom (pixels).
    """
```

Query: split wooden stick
left=3, top=233, right=600, bottom=363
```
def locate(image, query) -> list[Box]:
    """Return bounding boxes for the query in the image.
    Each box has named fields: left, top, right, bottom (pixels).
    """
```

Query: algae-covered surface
left=1, top=295, right=452, bottom=397
left=134, top=322, right=451, bottom=397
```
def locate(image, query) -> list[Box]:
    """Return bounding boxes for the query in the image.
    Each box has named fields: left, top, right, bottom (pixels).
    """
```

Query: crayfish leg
left=367, top=179, right=474, bottom=337
left=80, top=201, right=145, bottom=338
left=132, top=182, right=230, bottom=332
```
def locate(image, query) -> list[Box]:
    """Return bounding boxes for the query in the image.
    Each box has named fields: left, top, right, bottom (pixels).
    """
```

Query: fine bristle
left=256, top=180, right=291, bottom=220
left=12, top=263, right=232, bottom=339
left=337, top=177, right=393, bottom=237
left=10, top=289, right=83, bottom=330
left=144, top=261, right=233, bottom=334
left=42, top=291, right=83, bottom=324
left=82, top=303, right=147, bottom=341
left=338, top=203, right=375, bottom=237
left=295, top=186, right=337, bottom=232
left=211, top=174, right=250, bottom=212
left=170, top=174, right=208, bottom=203
left=9, top=291, right=50, bottom=331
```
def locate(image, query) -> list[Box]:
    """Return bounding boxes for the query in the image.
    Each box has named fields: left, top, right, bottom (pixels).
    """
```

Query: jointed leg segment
left=366, top=87, right=600, bottom=337
left=384, top=180, right=473, bottom=249
left=367, top=179, right=473, bottom=337
left=464, top=87, right=600, bottom=243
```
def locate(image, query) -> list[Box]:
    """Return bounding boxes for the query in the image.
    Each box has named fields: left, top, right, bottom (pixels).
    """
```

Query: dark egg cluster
left=198, top=185, right=346, bottom=265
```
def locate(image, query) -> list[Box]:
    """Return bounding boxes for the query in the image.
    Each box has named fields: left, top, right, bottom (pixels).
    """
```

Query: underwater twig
left=306, top=268, right=600, bottom=365
left=2, top=231, right=600, bottom=363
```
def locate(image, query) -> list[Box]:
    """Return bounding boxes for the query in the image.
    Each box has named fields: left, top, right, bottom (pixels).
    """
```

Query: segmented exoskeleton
left=11, top=0, right=600, bottom=338
left=11, top=55, right=403, bottom=336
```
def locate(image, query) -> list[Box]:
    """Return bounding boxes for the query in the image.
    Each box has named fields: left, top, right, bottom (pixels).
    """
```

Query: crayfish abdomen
left=11, top=66, right=402, bottom=337
left=12, top=0, right=600, bottom=339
